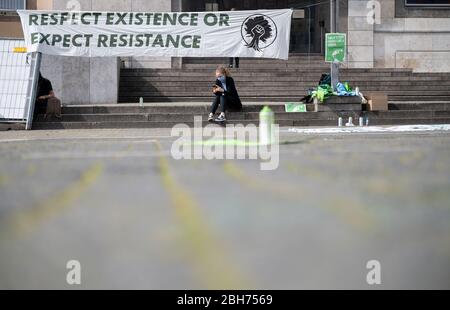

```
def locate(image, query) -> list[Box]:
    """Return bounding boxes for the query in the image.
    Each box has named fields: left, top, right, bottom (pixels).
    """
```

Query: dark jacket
left=34, top=74, right=53, bottom=115
left=215, top=76, right=242, bottom=110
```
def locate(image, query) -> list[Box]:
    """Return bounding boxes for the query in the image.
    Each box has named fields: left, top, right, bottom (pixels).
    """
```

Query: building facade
left=1, top=0, right=450, bottom=104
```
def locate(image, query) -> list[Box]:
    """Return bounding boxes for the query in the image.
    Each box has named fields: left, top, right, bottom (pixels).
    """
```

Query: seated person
left=209, top=66, right=242, bottom=122
left=34, top=72, right=61, bottom=119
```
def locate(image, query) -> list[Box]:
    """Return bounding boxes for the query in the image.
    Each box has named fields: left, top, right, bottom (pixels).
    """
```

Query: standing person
left=34, top=72, right=61, bottom=119
left=228, top=57, right=239, bottom=69
left=209, top=65, right=242, bottom=122
left=228, top=8, right=239, bottom=69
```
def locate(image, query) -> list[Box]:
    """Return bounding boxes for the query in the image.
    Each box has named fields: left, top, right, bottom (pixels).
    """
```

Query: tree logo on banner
left=241, top=14, right=277, bottom=52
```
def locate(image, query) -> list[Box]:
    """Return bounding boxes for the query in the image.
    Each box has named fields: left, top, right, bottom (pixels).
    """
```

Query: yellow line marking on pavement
left=223, top=160, right=307, bottom=196
left=1, top=139, right=139, bottom=239
left=0, top=164, right=36, bottom=188
left=223, top=161, right=375, bottom=233
left=399, top=151, right=424, bottom=167
left=0, top=163, right=103, bottom=239
left=285, top=163, right=378, bottom=230
left=153, top=141, right=251, bottom=289
left=26, top=164, right=37, bottom=177
left=0, top=174, right=10, bottom=186
left=111, top=142, right=135, bottom=160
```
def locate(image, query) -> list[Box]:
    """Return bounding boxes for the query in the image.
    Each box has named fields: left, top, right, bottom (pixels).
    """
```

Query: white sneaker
left=215, top=114, right=226, bottom=122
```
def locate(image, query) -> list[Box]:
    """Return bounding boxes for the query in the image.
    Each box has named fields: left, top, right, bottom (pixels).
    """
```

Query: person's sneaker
left=208, top=113, right=214, bottom=122
left=215, top=114, right=226, bottom=122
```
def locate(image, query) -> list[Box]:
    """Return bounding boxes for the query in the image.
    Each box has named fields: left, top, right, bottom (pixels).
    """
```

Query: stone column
left=347, top=0, right=374, bottom=68
left=40, top=0, right=174, bottom=105
left=124, top=0, right=172, bottom=69
left=41, top=0, right=120, bottom=105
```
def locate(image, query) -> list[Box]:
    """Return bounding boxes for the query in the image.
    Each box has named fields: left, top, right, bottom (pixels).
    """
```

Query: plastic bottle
left=139, top=97, right=144, bottom=107
left=338, top=117, right=343, bottom=127
left=259, top=106, right=274, bottom=145
left=346, top=116, right=354, bottom=127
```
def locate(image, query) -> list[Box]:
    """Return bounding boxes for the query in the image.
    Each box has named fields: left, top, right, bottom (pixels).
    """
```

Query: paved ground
left=0, top=127, right=449, bottom=289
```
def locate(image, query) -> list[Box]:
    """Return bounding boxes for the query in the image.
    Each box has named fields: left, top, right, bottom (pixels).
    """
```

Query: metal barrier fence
left=0, top=39, right=41, bottom=129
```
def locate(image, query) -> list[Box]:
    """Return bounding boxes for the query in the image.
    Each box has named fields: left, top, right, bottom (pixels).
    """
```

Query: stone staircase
left=118, top=58, right=450, bottom=102
left=32, top=101, right=450, bottom=129
left=33, top=55, right=450, bottom=129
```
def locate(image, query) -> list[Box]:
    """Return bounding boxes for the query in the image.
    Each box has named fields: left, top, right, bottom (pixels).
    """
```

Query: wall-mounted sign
left=325, top=33, right=346, bottom=63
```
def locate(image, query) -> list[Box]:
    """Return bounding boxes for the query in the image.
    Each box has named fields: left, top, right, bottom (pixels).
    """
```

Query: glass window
left=405, top=0, right=450, bottom=7
left=0, top=0, right=26, bottom=11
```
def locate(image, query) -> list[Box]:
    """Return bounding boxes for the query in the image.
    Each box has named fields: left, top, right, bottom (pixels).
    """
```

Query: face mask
left=218, top=75, right=226, bottom=82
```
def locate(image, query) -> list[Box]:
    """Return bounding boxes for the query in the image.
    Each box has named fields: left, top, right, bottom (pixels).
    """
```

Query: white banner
left=18, top=9, right=293, bottom=60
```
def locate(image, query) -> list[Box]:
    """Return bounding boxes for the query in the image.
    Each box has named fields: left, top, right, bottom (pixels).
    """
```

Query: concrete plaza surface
left=0, top=127, right=449, bottom=289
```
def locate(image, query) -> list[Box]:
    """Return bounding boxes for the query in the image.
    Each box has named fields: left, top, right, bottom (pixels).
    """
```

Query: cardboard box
left=365, top=92, right=388, bottom=111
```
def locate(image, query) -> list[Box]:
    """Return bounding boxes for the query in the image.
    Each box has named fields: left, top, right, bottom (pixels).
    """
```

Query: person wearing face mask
left=209, top=65, right=242, bottom=122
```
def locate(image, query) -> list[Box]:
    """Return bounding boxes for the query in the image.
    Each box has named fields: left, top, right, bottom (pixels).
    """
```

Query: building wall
left=0, top=18, right=23, bottom=38
left=0, top=0, right=52, bottom=38
left=347, top=0, right=450, bottom=72
left=120, top=0, right=173, bottom=70
left=374, top=0, right=450, bottom=72
left=347, top=0, right=374, bottom=68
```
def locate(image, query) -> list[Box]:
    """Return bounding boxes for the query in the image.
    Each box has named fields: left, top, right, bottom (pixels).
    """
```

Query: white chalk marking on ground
left=20, top=151, right=170, bottom=160
left=284, top=124, right=450, bottom=134
left=0, top=139, right=30, bottom=143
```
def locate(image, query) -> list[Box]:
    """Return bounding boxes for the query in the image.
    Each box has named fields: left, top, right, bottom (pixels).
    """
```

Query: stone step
left=119, top=85, right=450, bottom=92
left=119, top=76, right=447, bottom=83
left=119, top=76, right=450, bottom=83
left=61, top=104, right=291, bottom=114
left=388, top=101, right=450, bottom=110
left=121, top=67, right=413, bottom=72
left=118, top=95, right=450, bottom=104
left=32, top=117, right=450, bottom=130
left=387, top=95, right=450, bottom=101
left=119, top=80, right=450, bottom=87
left=119, top=90, right=450, bottom=97
left=181, top=63, right=331, bottom=68
left=120, top=70, right=416, bottom=77
left=182, top=56, right=326, bottom=63
left=183, top=58, right=330, bottom=63
left=34, top=110, right=450, bottom=123
left=60, top=102, right=450, bottom=115
left=120, top=67, right=414, bottom=73
left=118, top=96, right=303, bottom=102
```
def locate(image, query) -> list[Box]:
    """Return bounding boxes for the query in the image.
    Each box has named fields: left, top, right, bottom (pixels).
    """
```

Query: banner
left=18, top=9, right=293, bottom=60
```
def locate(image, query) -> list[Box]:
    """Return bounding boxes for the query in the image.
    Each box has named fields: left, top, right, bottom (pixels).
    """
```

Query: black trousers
left=33, top=99, right=48, bottom=117
left=210, top=94, right=226, bottom=114
left=210, top=94, right=242, bottom=114
left=229, top=57, right=239, bottom=68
